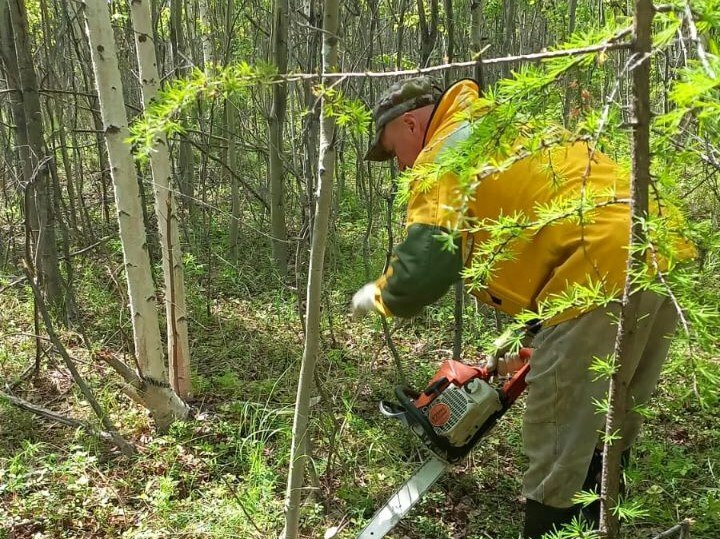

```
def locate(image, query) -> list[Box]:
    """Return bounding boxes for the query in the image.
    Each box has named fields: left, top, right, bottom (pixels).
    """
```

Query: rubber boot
left=580, top=448, right=632, bottom=529
left=523, top=498, right=579, bottom=538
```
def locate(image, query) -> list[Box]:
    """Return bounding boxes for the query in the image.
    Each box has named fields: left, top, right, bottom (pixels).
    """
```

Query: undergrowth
left=1, top=221, right=719, bottom=539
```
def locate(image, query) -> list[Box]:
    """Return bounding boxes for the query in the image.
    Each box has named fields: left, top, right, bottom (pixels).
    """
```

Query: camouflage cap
left=365, top=76, right=442, bottom=161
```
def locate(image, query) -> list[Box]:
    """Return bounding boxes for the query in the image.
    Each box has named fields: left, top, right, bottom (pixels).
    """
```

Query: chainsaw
left=358, top=348, right=531, bottom=539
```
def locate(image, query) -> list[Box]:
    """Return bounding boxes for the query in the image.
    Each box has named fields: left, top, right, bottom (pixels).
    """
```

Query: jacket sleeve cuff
left=372, top=285, right=393, bottom=317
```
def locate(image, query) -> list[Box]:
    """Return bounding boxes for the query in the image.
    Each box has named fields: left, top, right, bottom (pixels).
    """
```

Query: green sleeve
left=379, top=223, right=463, bottom=318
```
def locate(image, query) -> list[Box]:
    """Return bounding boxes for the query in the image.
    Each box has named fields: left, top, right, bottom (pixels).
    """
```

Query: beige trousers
left=522, top=291, right=678, bottom=507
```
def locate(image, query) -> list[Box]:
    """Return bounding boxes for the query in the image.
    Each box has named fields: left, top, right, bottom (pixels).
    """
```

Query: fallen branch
left=22, top=262, right=136, bottom=456
left=651, top=520, right=693, bottom=539
left=0, top=276, right=26, bottom=295
left=63, top=235, right=113, bottom=259
left=0, top=389, right=118, bottom=445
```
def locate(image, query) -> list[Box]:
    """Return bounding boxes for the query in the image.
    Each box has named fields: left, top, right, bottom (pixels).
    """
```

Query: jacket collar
left=423, top=79, right=480, bottom=148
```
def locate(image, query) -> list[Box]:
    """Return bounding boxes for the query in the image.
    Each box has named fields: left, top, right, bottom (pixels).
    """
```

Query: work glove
left=483, top=350, right=528, bottom=376
left=351, top=282, right=379, bottom=320
left=482, top=327, right=533, bottom=376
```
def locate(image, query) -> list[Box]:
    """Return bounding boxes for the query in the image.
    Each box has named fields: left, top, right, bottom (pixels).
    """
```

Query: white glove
left=351, top=283, right=379, bottom=320
left=483, top=351, right=527, bottom=376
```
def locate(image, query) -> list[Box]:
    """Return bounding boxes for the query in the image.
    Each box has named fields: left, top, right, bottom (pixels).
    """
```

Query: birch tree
left=198, top=0, right=214, bottom=72
left=129, top=0, right=192, bottom=399
left=82, top=0, right=188, bottom=430
left=282, top=0, right=339, bottom=535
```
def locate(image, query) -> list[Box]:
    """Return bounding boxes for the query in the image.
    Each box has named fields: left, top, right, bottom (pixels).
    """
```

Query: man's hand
left=351, top=283, right=379, bottom=319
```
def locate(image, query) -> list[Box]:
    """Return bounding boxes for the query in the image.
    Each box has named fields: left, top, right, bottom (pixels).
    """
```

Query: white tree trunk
left=282, top=0, right=338, bottom=536
left=82, top=0, right=188, bottom=430
left=198, top=0, right=214, bottom=72
left=129, top=0, right=192, bottom=400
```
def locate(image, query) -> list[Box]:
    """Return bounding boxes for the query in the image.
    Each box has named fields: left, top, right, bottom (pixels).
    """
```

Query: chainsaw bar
left=358, top=361, right=531, bottom=538
left=357, top=457, right=449, bottom=539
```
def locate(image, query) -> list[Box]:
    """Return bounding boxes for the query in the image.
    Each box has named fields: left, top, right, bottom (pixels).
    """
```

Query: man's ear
left=402, top=112, right=419, bottom=133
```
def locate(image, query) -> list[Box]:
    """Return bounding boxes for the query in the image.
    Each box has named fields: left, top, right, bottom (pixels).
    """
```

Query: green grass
left=1, top=243, right=719, bottom=539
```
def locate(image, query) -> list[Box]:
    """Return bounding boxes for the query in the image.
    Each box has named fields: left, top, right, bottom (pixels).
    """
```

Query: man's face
left=380, top=112, right=425, bottom=171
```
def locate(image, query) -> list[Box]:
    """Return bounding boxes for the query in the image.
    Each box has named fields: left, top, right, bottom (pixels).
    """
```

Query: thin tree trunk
left=417, top=0, right=439, bottom=67
left=470, top=0, right=484, bottom=85
left=562, top=0, right=579, bottom=125
left=7, top=0, right=63, bottom=312
left=0, top=0, right=31, bottom=197
left=197, top=0, right=214, bottom=71
left=228, top=99, right=241, bottom=259
left=443, top=0, right=454, bottom=87
left=282, top=0, right=338, bottom=535
left=129, top=0, right=192, bottom=400
left=502, top=0, right=516, bottom=77
left=22, top=262, right=135, bottom=456
left=82, top=0, right=188, bottom=431
left=568, top=0, right=578, bottom=36
left=295, top=0, right=320, bottom=310
left=599, top=1, right=653, bottom=537
left=223, top=0, right=240, bottom=261
left=269, top=0, right=290, bottom=276
left=396, top=0, right=408, bottom=69
left=169, top=0, right=195, bottom=211
left=442, top=0, right=462, bottom=357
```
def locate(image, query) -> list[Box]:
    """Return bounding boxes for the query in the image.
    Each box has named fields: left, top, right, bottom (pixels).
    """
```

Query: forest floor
left=1, top=234, right=719, bottom=539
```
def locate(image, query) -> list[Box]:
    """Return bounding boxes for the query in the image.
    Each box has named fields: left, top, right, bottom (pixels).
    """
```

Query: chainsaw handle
left=500, top=348, right=532, bottom=405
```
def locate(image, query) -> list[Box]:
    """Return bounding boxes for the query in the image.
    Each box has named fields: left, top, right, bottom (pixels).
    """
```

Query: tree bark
left=169, top=0, right=195, bottom=209
left=0, top=0, right=31, bottom=196
left=82, top=0, right=188, bottom=431
left=269, top=0, right=290, bottom=276
left=417, top=0, right=439, bottom=67
left=282, top=0, right=338, bottom=535
left=599, top=1, right=653, bottom=537
left=562, top=0, right=579, bottom=125
left=443, top=0, right=454, bottom=87
left=197, top=0, right=214, bottom=72
left=470, top=0, right=484, bottom=85
left=6, top=0, right=63, bottom=312
left=503, top=0, right=516, bottom=73
left=129, top=0, right=192, bottom=400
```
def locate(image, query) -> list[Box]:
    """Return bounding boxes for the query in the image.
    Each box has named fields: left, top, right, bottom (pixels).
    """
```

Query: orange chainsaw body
left=389, top=348, right=532, bottom=462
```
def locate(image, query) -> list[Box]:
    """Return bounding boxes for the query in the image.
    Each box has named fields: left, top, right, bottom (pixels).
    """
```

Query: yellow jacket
left=374, top=79, right=694, bottom=325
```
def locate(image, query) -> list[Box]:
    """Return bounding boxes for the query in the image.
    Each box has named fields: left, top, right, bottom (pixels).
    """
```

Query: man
left=352, top=77, right=693, bottom=537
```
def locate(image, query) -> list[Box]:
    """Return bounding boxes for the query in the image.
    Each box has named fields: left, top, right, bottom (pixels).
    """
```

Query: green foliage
left=129, top=62, right=277, bottom=159
left=540, top=516, right=599, bottom=539
left=5, top=3, right=720, bottom=539
left=315, top=85, right=372, bottom=136
left=589, top=353, right=617, bottom=381
left=129, top=68, right=373, bottom=161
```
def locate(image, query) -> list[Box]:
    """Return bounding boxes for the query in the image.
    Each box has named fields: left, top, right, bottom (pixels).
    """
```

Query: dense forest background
left=1, top=0, right=719, bottom=537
